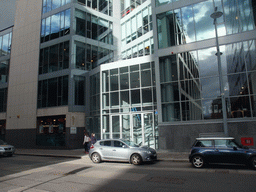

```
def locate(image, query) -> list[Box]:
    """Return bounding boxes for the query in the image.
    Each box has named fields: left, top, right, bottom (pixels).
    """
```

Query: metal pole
left=211, top=7, right=228, bottom=136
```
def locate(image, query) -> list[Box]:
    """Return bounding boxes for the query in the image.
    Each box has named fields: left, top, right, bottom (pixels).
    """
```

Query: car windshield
left=122, top=140, right=139, bottom=147
left=0, top=140, right=7, bottom=145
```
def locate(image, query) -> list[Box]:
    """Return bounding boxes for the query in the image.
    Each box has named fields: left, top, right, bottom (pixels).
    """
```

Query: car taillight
left=90, top=144, right=94, bottom=149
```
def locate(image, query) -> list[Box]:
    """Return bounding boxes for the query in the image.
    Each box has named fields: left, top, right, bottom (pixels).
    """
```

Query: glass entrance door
left=111, top=115, right=120, bottom=139
left=109, top=112, right=155, bottom=148
left=143, top=113, right=154, bottom=148
left=132, top=114, right=142, bottom=145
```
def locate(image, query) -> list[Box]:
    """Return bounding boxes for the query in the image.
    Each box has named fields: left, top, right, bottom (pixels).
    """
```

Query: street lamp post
left=210, top=7, right=228, bottom=136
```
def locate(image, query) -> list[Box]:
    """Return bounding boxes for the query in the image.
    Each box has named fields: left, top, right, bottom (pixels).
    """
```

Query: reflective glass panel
left=181, top=5, right=195, bottom=43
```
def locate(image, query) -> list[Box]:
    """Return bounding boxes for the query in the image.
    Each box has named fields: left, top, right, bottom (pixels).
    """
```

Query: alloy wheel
left=192, top=156, right=204, bottom=168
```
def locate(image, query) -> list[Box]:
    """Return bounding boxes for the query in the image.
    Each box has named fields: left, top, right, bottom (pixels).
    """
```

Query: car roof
left=97, top=138, right=124, bottom=142
left=196, top=137, right=235, bottom=140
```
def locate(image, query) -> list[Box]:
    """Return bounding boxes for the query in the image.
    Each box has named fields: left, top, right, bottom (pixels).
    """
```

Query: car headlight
left=144, top=151, right=152, bottom=154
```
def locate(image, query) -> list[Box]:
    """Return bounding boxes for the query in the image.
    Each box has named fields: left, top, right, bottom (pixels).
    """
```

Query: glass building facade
left=156, top=0, right=256, bottom=122
left=1, top=0, right=256, bottom=151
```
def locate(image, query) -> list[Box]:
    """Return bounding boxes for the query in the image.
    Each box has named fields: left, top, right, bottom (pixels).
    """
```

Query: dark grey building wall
left=5, top=127, right=85, bottom=149
left=6, top=129, right=37, bottom=148
left=159, top=121, right=256, bottom=152
left=65, top=127, right=85, bottom=149
left=0, top=0, right=16, bottom=31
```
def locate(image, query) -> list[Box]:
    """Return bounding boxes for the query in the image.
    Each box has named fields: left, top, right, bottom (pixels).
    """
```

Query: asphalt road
left=0, top=155, right=255, bottom=192
left=0, top=155, right=77, bottom=177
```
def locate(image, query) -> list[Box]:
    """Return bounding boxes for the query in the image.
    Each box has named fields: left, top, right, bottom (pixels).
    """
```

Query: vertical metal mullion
left=244, top=41, right=253, bottom=118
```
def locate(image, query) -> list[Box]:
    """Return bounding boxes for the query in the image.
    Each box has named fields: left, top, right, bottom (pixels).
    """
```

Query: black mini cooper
left=189, top=137, right=256, bottom=169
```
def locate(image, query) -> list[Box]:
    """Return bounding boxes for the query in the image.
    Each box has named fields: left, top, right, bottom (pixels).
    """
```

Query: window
left=114, top=141, right=125, bottom=147
left=37, top=76, right=69, bottom=108
left=74, top=76, right=85, bottom=105
left=43, top=0, right=70, bottom=14
left=215, top=139, right=240, bottom=148
left=39, top=41, right=69, bottom=74
left=100, top=140, right=111, bottom=146
left=41, top=9, right=70, bottom=43
left=195, top=140, right=213, bottom=147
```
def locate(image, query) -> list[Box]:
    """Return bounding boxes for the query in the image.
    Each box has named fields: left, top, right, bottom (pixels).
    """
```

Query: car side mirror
left=122, top=145, right=127, bottom=148
left=233, top=146, right=237, bottom=150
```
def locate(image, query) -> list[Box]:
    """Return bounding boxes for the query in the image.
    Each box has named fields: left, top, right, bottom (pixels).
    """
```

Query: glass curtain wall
left=39, top=41, right=69, bottom=74
left=0, top=32, right=12, bottom=56
left=121, top=0, right=148, bottom=18
left=121, top=5, right=152, bottom=46
left=121, top=37, right=154, bottom=60
left=42, top=0, right=71, bottom=14
left=77, top=0, right=113, bottom=16
left=37, top=76, right=69, bottom=108
left=156, top=0, right=255, bottom=49
left=75, top=9, right=113, bottom=45
left=160, top=40, right=256, bottom=122
left=101, top=62, right=156, bottom=139
left=41, top=9, right=71, bottom=43
left=89, top=73, right=101, bottom=139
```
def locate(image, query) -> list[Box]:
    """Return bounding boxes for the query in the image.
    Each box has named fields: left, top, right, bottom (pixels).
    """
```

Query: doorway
left=110, top=112, right=155, bottom=148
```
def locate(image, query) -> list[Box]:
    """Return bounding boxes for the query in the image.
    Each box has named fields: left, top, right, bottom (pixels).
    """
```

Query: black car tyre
left=131, top=154, right=142, bottom=165
left=91, top=153, right=101, bottom=163
left=192, top=155, right=205, bottom=168
left=250, top=156, right=256, bottom=169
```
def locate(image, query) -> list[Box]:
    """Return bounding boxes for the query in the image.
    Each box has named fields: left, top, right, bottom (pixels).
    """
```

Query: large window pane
left=120, top=73, right=129, bottom=90
left=74, top=76, right=85, bottom=105
left=121, top=91, right=129, bottom=106
left=130, top=72, right=140, bottom=88
left=131, top=89, right=140, bottom=105
left=193, top=0, right=215, bottom=41
left=49, top=44, right=58, bottom=72
left=161, top=82, right=179, bottom=102
left=162, top=102, right=180, bottom=121
left=181, top=6, right=195, bottom=43
left=110, top=69, right=118, bottom=91
left=2, top=34, right=9, bottom=56
left=48, top=78, right=58, bottom=107
left=141, top=70, right=151, bottom=87
left=229, top=96, right=252, bottom=118
left=111, top=92, right=119, bottom=107
left=142, top=88, right=152, bottom=104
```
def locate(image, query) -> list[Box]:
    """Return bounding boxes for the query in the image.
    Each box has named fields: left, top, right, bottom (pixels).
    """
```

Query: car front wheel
left=131, top=154, right=142, bottom=165
left=192, top=155, right=205, bottom=168
left=91, top=153, right=101, bottom=163
left=250, top=156, right=256, bottom=169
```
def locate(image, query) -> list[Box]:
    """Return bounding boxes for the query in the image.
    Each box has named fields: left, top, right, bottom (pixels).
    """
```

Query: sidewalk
left=15, top=148, right=189, bottom=162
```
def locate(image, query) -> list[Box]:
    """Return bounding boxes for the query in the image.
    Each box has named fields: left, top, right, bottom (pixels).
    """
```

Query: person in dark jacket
left=90, top=133, right=97, bottom=145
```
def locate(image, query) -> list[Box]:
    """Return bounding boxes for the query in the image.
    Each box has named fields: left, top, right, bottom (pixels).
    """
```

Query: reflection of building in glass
left=1, top=0, right=256, bottom=151
left=157, top=12, right=202, bottom=121
left=160, top=52, right=202, bottom=122
left=226, top=41, right=256, bottom=118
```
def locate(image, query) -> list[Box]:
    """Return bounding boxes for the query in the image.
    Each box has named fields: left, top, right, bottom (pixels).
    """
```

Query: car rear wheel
left=91, top=153, right=101, bottom=163
left=131, top=154, right=142, bottom=165
left=250, top=157, right=256, bottom=169
left=192, top=156, right=205, bottom=168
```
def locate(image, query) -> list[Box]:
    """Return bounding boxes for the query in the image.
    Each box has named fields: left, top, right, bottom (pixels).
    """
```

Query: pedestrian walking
left=83, top=133, right=91, bottom=154
left=90, top=133, right=97, bottom=145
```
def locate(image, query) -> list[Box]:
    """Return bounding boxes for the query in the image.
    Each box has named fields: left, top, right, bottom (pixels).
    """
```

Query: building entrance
left=109, top=112, right=156, bottom=148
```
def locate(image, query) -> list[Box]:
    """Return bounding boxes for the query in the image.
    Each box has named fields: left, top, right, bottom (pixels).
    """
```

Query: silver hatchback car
left=89, top=139, right=157, bottom=165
